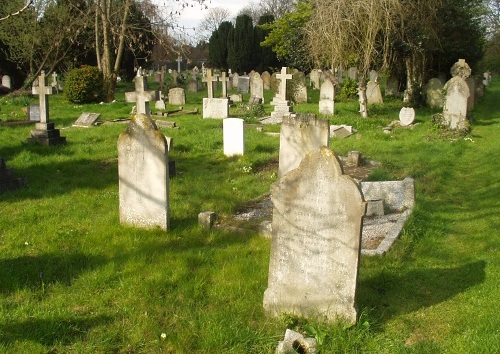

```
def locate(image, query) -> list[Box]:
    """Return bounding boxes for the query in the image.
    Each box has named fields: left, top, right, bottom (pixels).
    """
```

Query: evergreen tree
left=256, top=14, right=281, bottom=72
left=228, top=14, right=255, bottom=73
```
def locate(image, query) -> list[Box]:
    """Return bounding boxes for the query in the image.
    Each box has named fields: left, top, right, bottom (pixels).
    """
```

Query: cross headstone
left=133, top=74, right=152, bottom=116
left=31, top=71, right=53, bottom=124
left=264, top=147, right=366, bottom=324
left=223, top=118, right=245, bottom=156
left=176, top=55, right=182, bottom=72
left=219, top=72, right=230, bottom=98
left=202, top=69, right=219, bottom=99
left=276, top=67, right=293, bottom=101
left=118, top=114, right=170, bottom=230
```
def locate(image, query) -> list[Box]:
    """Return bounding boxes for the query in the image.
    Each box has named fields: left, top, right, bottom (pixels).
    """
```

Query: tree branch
left=0, top=0, right=34, bottom=22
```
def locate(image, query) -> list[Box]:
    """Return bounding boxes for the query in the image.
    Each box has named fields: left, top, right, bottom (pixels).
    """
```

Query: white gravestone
left=270, top=67, right=294, bottom=122
left=319, top=79, right=335, bottom=115
left=399, top=107, right=415, bottom=126
left=223, top=118, right=245, bottom=156
left=250, top=72, right=264, bottom=103
left=168, top=87, right=185, bottom=105
left=219, top=72, right=230, bottom=98
left=443, top=77, right=469, bottom=130
left=264, top=147, right=366, bottom=324
left=278, top=114, right=329, bottom=177
left=202, top=69, right=219, bottom=99
left=2, top=75, right=11, bottom=89
left=118, top=114, right=169, bottom=230
left=202, top=98, right=229, bottom=119
left=366, top=81, right=383, bottom=105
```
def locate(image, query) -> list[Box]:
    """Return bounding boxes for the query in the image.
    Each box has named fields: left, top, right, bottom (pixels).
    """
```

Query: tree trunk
left=358, top=77, right=368, bottom=118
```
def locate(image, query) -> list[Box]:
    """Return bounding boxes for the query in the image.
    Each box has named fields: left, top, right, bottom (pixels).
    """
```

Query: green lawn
left=0, top=78, right=498, bottom=353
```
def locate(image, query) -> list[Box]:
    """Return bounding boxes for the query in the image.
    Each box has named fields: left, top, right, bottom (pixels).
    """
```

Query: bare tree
left=258, top=0, right=295, bottom=19
left=0, top=0, right=33, bottom=21
left=197, top=7, right=231, bottom=41
left=239, top=1, right=262, bottom=25
left=307, top=0, right=402, bottom=117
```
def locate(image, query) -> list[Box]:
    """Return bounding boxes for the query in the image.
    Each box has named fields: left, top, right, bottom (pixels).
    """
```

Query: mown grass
left=0, top=77, right=499, bottom=353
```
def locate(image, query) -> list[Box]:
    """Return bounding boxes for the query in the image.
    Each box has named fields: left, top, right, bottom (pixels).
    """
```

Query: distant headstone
left=263, top=147, right=366, bottom=324
left=270, top=67, right=294, bottom=122
left=278, top=114, right=329, bottom=177
left=229, top=94, right=242, bottom=103
left=443, top=76, right=469, bottom=130
left=118, top=114, right=169, bottom=230
left=465, top=77, right=475, bottom=112
left=347, top=67, right=358, bottom=81
left=1, top=75, right=11, bottom=89
left=424, top=78, right=445, bottom=109
left=187, top=79, right=198, bottom=93
left=319, top=79, right=335, bottom=115
left=168, top=87, right=185, bottom=105
left=202, top=98, right=229, bottom=119
left=238, top=76, right=250, bottom=93
left=250, top=73, right=264, bottom=103
left=219, top=72, right=230, bottom=98
left=369, top=69, right=378, bottom=82
left=309, top=69, right=320, bottom=89
left=399, top=107, right=415, bottom=126
left=261, top=71, right=271, bottom=90
left=385, top=76, right=399, bottom=97
left=73, top=112, right=100, bottom=127
left=366, top=80, right=383, bottom=105
left=171, top=70, right=179, bottom=85
left=293, top=80, right=308, bottom=103
left=223, top=118, right=245, bottom=156
left=232, top=73, right=240, bottom=88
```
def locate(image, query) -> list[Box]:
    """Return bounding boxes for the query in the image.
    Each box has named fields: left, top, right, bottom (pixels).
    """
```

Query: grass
left=0, top=77, right=499, bottom=353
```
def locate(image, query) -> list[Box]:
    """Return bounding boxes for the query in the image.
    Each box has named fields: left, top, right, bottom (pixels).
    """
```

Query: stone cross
left=202, top=69, right=219, bottom=99
left=134, top=75, right=151, bottom=116
left=219, top=72, right=230, bottom=98
left=276, top=67, right=293, bottom=101
left=51, top=72, right=58, bottom=87
left=176, top=55, right=182, bottom=72
left=32, top=71, right=53, bottom=124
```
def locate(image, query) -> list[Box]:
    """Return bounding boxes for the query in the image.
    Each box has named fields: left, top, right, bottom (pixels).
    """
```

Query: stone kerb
left=118, top=114, right=169, bottom=231
left=264, top=147, right=366, bottom=324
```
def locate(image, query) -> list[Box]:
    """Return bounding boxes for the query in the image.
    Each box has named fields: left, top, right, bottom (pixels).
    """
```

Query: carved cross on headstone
left=276, top=67, right=293, bottom=101
left=134, top=75, right=151, bottom=116
left=219, top=72, right=229, bottom=98
left=176, top=55, right=182, bottom=72
left=32, top=71, right=53, bottom=124
left=202, top=69, right=219, bottom=99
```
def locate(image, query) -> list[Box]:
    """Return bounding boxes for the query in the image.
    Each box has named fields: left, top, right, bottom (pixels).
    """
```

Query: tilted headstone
left=424, top=78, right=444, bottom=109
left=73, top=112, right=100, bottom=127
left=443, top=76, right=469, bottom=130
left=319, top=79, right=335, bottom=115
left=250, top=72, right=264, bottom=103
left=118, top=114, right=169, bottom=230
left=264, top=147, right=366, bottom=323
left=399, top=107, right=415, bottom=126
left=278, top=114, right=329, bottom=177
left=168, top=87, right=185, bottom=105
left=309, top=69, right=320, bottom=89
left=366, top=80, right=383, bottom=105
left=223, top=118, right=245, bottom=156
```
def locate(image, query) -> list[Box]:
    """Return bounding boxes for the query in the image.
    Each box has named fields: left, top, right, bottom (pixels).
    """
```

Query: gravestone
left=219, top=72, right=230, bottom=98
left=261, top=71, right=271, bottom=90
left=465, top=77, right=475, bottom=112
left=293, top=80, right=308, bottom=103
left=483, top=71, right=491, bottom=86
left=171, top=70, right=179, bottom=86
left=187, top=79, right=198, bottom=93
left=118, top=114, right=169, bottom=230
left=366, top=81, right=383, bottom=105
left=202, top=69, right=218, bottom=99
left=385, top=76, right=399, bottom=97
left=232, top=73, right=240, bottom=88
left=270, top=67, right=294, bottom=122
left=28, top=105, right=40, bottom=122
left=443, top=76, right=469, bottom=130
left=347, top=67, right=358, bottom=81
left=168, top=87, right=185, bottom=105
left=29, top=71, right=66, bottom=145
left=223, top=118, right=245, bottom=156
left=369, top=69, right=378, bottom=82
left=450, top=59, right=471, bottom=79
left=0, top=157, right=27, bottom=193
left=424, top=78, right=445, bottom=109
left=155, top=91, right=166, bottom=110
left=202, top=98, right=229, bottom=119
left=278, top=114, right=329, bottom=177
left=264, top=147, right=365, bottom=323
left=399, top=107, right=415, bottom=126
left=125, top=74, right=155, bottom=116
left=1, top=75, right=11, bottom=89
left=319, top=79, right=335, bottom=115
left=250, top=72, right=264, bottom=103
left=229, top=94, right=242, bottom=103
left=309, top=69, right=320, bottom=89
left=238, top=76, right=250, bottom=93
left=73, top=112, right=100, bottom=127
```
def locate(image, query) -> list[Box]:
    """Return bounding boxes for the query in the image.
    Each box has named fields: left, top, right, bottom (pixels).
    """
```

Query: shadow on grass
left=1, top=315, right=113, bottom=347
left=358, top=260, right=486, bottom=322
left=0, top=253, right=107, bottom=294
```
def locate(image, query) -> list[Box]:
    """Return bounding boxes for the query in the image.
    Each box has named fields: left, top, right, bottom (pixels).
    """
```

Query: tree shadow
left=357, top=260, right=486, bottom=322
left=1, top=315, right=113, bottom=346
left=0, top=252, right=107, bottom=294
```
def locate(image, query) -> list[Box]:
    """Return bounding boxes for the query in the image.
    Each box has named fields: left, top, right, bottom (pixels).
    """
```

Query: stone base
left=28, top=123, right=66, bottom=145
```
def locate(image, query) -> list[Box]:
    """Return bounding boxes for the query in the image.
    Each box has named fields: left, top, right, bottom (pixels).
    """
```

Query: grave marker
left=202, top=69, right=219, bottom=99
left=73, top=112, right=100, bottom=127
left=223, top=118, right=245, bottom=156
left=399, top=107, right=415, bottom=126
left=366, top=80, right=383, bottom=105
left=319, top=79, right=334, bottom=115
left=219, top=72, right=230, bottom=98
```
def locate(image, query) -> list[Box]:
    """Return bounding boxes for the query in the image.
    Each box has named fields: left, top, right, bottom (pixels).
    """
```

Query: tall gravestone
left=118, top=114, right=169, bottom=230
left=264, top=147, right=366, bottom=323
left=250, top=72, right=264, bottom=103
left=319, top=79, right=335, bottom=115
left=223, top=118, right=245, bottom=156
left=443, top=59, right=471, bottom=130
left=278, top=114, right=329, bottom=177
left=309, top=69, right=320, bottom=89
left=270, top=67, right=294, bottom=122
left=261, top=71, right=271, bottom=90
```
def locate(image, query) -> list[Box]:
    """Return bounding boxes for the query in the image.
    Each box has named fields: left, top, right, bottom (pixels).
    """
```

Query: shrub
left=339, top=78, right=358, bottom=99
left=65, top=66, right=105, bottom=103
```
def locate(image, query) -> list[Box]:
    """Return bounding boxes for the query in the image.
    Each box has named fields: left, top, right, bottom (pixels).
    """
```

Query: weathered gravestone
left=399, top=107, right=415, bottom=126
left=187, top=79, right=198, bottom=93
left=319, top=79, right=335, bottom=115
left=385, top=76, right=399, bottom=97
left=118, top=114, right=169, bottom=230
left=232, top=73, right=239, bottom=88
left=223, top=118, right=245, bottom=156
left=261, top=71, right=271, bottom=90
left=238, top=75, right=250, bottom=93
left=278, top=114, right=329, bottom=178
left=465, top=77, right=476, bottom=112
left=347, top=67, right=358, bottom=81
left=250, top=72, right=264, bottom=103
left=168, top=87, right=185, bottom=105
left=28, top=104, right=40, bottom=122
left=424, top=78, right=444, bottom=109
left=29, top=72, right=66, bottom=145
left=263, top=147, right=366, bottom=323
left=366, top=80, right=383, bottom=105
left=202, top=98, right=229, bottom=119
left=1, top=75, right=11, bottom=90
left=309, top=69, right=321, bottom=89
left=73, top=112, right=100, bottom=127
left=125, top=74, right=155, bottom=116
left=443, top=77, right=469, bottom=130
left=369, top=69, right=378, bottom=82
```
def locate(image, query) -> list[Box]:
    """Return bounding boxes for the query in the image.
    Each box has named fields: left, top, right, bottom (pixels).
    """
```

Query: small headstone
left=366, top=81, right=383, bottom=104
left=293, top=81, right=308, bottom=103
left=399, top=107, right=415, bottom=126
left=1, top=75, right=11, bottom=89
left=238, top=76, right=250, bottom=93
left=319, top=79, right=334, bottom=115
left=229, top=94, right=242, bottom=103
left=331, top=126, right=352, bottom=138
left=278, top=114, right=329, bottom=177
left=118, top=114, right=169, bottom=230
left=202, top=98, right=229, bottom=119
left=198, top=211, right=216, bottom=229
left=261, top=71, right=271, bottom=90
left=347, top=150, right=361, bottom=167
left=347, top=67, right=358, bottom=80
left=28, top=104, right=40, bottom=122
left=187, top=79, right=198, bottom=93
left=73, top=112, right=100, bottom=127
left=424, top=78, right=445, bottom=109
left=263, top=147, right=365, bottom=323
left=369, top=69, right=378, bottom=82
left=223, top=118, right=244, bottom=156
left=168, top=87, right=185, bottom=105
